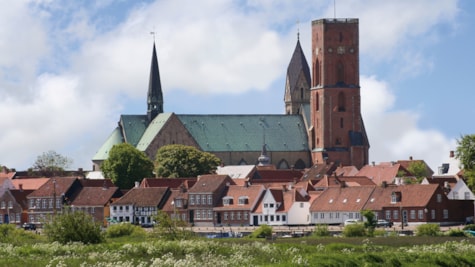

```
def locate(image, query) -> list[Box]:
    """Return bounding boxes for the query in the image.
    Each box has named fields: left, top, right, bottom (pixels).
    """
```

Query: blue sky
left=0, top=0, right=473, bottom=172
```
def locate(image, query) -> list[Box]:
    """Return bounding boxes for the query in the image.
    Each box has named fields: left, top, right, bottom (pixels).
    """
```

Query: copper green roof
left=177, top=114, right=309, bottom=152
left=92, top=127, right=123, bottom=161
left=136, top=113, right=173, bottom=151
left=120, top=115, right=149, bottom=146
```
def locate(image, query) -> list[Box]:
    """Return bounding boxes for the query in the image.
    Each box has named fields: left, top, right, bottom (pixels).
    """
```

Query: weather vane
left=150, top=26, right=156, bottom=42
left=296, top=19, right=300, bottom=40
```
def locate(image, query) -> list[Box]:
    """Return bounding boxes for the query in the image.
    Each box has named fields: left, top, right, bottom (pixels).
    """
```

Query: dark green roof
left=177, top=114, right=309, bottom=152
left=92, top=127, right=123, bottom=161
left=137, top=113, right=173, bottom=151
left=120, top=115, right=149, bottom=146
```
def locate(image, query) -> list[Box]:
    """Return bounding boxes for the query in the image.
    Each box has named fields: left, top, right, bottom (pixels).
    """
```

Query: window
left=418, top=210, right=424, bottom=220
left=443, top=209, right=449, bottom=219
left=320, top=213, right=324, bottom=219
left=465, top=192, right=471, bottom=200
left=207, top=195, right=212, bottom=205
left=196, top=195, right=201, bottom=205
left=196, top=210, right=201, bottom=220
left=385, top=210, right=391, bottom=220
left=91, top=207, right=95, bottom=214
left=436, top=194, right=442, bottom=203
left=8, top=201, right=12, bottom=209
left=42, top=199, right=46, bottom=209
left=270, top=215, right=274, bottom=222
left=175, top=199, right=183, bottom=208
left=208, top=210, right=213, bottom=219
left=113, top=206, right=117, bottom=211
left=1, top=201, right=5, bottom=209
left=431, top=209, right=436, bottom=220
left=393, top=210, right=399, bottom=220
left=337, top=64, right=344, bottom=85
left=182, top=213, right=186, bottom=221
left=276, top=215, right=280, bottom=221
left=349, top=213, right=353, bottom=219
left=316, top=93, right=320, bottom=110
left=29, top=199, right=34, bottom=209
left=119, top=206, right=123, bottom=211
left=355, top=213, right=360, bottom=219
left=391, top=194, right=397, bottom=203
left=336, top=213, right=340, bottom=219
left=238, top=197, right=248, bottom=205
left=190, top=195, right=195, bottom=205
left=453, top=191, right=459, bottom=199
left=244, top=212, right=248, bottom=220
left=125, top=206, right=129, bottom=211
left=264, top=215, right=268, bottom=222
left=300, top=203, right=304, bottom=208
left=264, top=203, right=268, bottom=208
left=237, top=212, right=241, bottom=220
left=230, top=212, right=235, bottom=220
left=410, top=210, right=416, bottom=220
left=49, top=199, right=53, bottom=208
left=202, top=195, right=206, bottom=205
left=282, top=215, right=286, bottom=221
left=224, top=212, right=228, bottom=220
left=329, top=213, right=333, bottom=219
left=269, top=203, right=274, bottom=208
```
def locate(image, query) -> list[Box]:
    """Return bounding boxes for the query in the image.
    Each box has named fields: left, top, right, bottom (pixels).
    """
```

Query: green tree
left=342, top=223, right=367, bottom=237
left=456, top=134, right=475, bottom=190
left=407, top=161, right=429, bottom=183
left=154, top=144, right=221, bottom=178
left=152, top=210, right=192, bottom=240
left=361, top=210, right=376, bottom=236
left=32, top=150, right=72, bottom=176
left=248, top=224, right=273, bottom=238
left=101, top=143, right=154, bottom=189
left=43, top=210, right=104, bottom=244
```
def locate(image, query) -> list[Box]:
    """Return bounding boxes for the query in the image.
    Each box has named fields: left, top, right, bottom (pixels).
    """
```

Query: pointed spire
left=147, top=42, right=163, bottom=122
left=258, top=144, right=271, bottom=166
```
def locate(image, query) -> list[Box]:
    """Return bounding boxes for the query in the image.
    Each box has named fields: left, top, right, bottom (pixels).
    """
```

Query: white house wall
left=287, top=202, right=311, bottom=225
left=311, top=211, right=362, bottom=225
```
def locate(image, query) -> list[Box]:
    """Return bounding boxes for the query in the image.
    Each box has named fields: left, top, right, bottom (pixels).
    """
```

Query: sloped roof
left=161, top=188, right=189, bottom=213
left=120, top=115, right=149, bottom=146
left=177, top=114, right=309, bottom=152
left=27, top=177, right=78, bottom=198
left=71, top=186, right=120, bottom=206
left=11, top=178, right=49, bottom=190
left=0, top=170, right=15, bottom=179
left=79, top=179, right=115, bottom=188
left=422, top=176, right=458, bottom=189
left=301, top=163, right=337, bottom=181
left=112, top=187, right=169, bottom=206
left=254, top=169, right=304, bottom=182
left=397, top=159, right=434, bottom=177
left=92, top=127, right=123, bottom=161
left=189, top=175, right=234, bottom=193
left=310, top=186, right=376, bottom=212
left=364, top=184, right=440, bottom=210
left=140, top=178, right=196, bottom=189
left=216, top=165, right=256, bottom=179
left=214, top=184, right=265, bottom=211
left=136, top=113, right=173, bottom=151
left=10, top=189, right=34, bottom=209
left=335, top=166, right=360, bottom=176
left=356, top=163, right=407, bottom=185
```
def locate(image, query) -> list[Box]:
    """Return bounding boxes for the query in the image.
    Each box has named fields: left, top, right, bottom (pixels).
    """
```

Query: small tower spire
left=147, top=37, right=163, bottom=122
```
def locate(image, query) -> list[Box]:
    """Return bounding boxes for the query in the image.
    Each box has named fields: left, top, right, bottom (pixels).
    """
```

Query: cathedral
left=92, top=18, right=369, bottom=171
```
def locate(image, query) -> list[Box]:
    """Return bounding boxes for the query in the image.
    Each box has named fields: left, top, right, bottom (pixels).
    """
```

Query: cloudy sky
left=0, top=0, right=473, bottom=172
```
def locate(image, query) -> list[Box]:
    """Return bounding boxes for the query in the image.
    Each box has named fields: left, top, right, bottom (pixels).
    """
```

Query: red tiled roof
left=397, top=159, right=434, bottom=176
left=188, top=175, right=234, bottom=193
left=356, top=163, right=407, bottom=185
left=364, top=184, right=440, bottom=210
left=27, top=177, right=78, bottom=198
left=141, top=177, right=196, bottom=189
left=79, top=179, right=115, bottom=188
left=424, top=176, right=458, bottom=188
left=162, top=189, right=189, bottom=212
left=301, top=162, right=337, bottom=180
left=71, top=186, right=120, bottom=206
left=11, top=178, right=49, bottom=190
left=310, top=186, right=376, bottom=212
left=112, top=187, right=169, bottom=206
left=255, top=169, right=304, bottom=181
left=214, top=184, right=265, bottom=211
left=10, top=189, right=35, bottom=209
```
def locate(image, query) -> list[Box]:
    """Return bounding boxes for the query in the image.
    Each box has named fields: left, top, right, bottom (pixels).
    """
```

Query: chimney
left=134, top=181, right=140, bottom=188
left=382, top=181, right=387, bottom=188
left=450, top=150, right=455, bottom=158
left=372, top=161, right=375, bottom=166
left=409, top=156, right=413, bottom=161
left=19, top=184, right=23, bottom=192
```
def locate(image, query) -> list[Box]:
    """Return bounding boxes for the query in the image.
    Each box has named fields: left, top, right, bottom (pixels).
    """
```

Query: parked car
left=376, top=219, right=393, bottom=228
left=22, top=223, right=36, bottom=230
left=344, top=219, right=359, bottom=226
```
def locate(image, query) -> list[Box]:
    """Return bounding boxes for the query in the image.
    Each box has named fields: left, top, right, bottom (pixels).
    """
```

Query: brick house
left=0, top=186, right=34, bottom=225
left=213, top=184, right=265, bottom=226
left=187, top=174, right=235, bottom=226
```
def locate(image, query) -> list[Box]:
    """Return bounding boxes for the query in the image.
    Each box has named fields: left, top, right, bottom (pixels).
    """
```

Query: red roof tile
left=112, top=187, right=170, bottom=207
left=11, top=178, right=49, bottom=190
left=71, top=186, right=120, bottom=206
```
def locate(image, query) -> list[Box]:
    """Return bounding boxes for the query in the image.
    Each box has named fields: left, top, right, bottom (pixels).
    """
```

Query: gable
left=119, top=115, right=149, bottom=146
left=177, top=114, right=309, bottom=152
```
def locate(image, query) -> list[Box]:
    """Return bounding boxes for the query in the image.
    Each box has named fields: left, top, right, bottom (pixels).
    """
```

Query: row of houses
left=1, top=153, right=473, bottom=228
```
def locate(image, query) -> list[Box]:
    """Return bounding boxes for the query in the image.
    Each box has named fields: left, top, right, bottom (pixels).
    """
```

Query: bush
left=43, top=210, right=104, bottom=244
left=343, top=223, right=367, bottom=237
left=446, top=228, right=467, bottom=237
left=248, top=225, right=273, bottom=238
left=463, top=224, right=475, bottom=231
left=105, top=223, right=145, bottom=238
left=313, top=224, right=331, bottom=237
left=415, top=223, right=440, bottom=236
left=0, top=224, right=42, bottom=244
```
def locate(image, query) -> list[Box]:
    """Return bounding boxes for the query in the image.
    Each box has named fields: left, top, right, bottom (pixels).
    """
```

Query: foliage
left=415, top=223, right=441, bottom=236
left=43, top=210, right=104, bottom=244
left=456, top=134, right=475, bottom=190
left=152, top=210, right=193, bottom=240
left=407, top=161, right=430, bottom=182
left=105, top=223, right=146, bottom=238
left=446, top=228, right=467, bottom=237
left=248, top=224, right=273, bottom=238
left=463, top=224, right=475, bottom=231
left=31, top=150, right=72, bottom=176
left=0, top=224, right=42, bottom=245
left=343, top=223, right=367, bottom=237
left=313, top=224, right=331, bottom=237
left=154, top=144, right=221, bottom=178
left=101, top=143, right=154, bottom=189
left=361, top=210, right=376, bottom=236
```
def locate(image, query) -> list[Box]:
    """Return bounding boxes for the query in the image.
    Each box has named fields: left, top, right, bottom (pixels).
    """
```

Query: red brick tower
left=309, top=18, right=369, bottom=169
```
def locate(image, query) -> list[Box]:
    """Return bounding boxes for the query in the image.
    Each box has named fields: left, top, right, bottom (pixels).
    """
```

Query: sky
left=0, top=0, right=473, bottom=172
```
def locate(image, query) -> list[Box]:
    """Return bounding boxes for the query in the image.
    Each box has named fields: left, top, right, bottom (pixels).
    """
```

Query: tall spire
left=147, top=42, right=163, bottom=122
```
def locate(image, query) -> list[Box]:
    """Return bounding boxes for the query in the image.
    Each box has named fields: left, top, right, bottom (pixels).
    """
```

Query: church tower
left=309, top=18, right=369, bottom=169
left=284, top=34, right=311, bottom=115
left=147, top=42, right=164, bottom=122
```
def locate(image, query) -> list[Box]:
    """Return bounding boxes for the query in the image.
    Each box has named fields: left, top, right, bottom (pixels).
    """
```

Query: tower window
left=338, top=92, right=345, bottom=112
left=336, top=138, right=341, bottom=145
left=316, top=93, right=319, bottom=111
left=300, top=88, right=304, bottom=99
left=337, top=62, right=344, bottom=84
left=340, top=118, right=344, bottom=128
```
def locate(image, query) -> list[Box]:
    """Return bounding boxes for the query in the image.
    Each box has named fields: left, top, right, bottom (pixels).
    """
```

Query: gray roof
left=92, top=127, right=123, bottom=161
left=287, top=39, right=311, bottom=91
left=136, top=113, right=173, bottom=151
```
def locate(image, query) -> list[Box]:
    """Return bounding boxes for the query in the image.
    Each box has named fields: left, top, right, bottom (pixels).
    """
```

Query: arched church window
left=294, top=159, right=306, bottom=169
left=338, top=92, right=345, bottom=112
left=316, top=93, right=319, bottom=111
left=300, top=88, right=304, bottom=99
left=277, top=159, right=290, bottom=169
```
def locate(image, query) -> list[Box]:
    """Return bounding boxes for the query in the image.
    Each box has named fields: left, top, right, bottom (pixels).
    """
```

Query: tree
left=101, top=143, right=154, bottom=189
left=362, top=210, right=376, bottom=236
left=32, top=150, right=72, bottom=176
left=154, top=144, right=221, bottom=178
left=456, top=134, right=475, bottom=190
left=152, top=210, right=192, bottom=240
left=43, top=210, right=104, bottom=244
left=407, top=161, right=430, bottom=183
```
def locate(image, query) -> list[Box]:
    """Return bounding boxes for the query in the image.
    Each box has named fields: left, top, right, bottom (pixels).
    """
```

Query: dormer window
left=391, top=191, right=402, bottom=203
left=223, top=197, right=233, bottom=206
left=238, top=196, right=248, bottom=205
